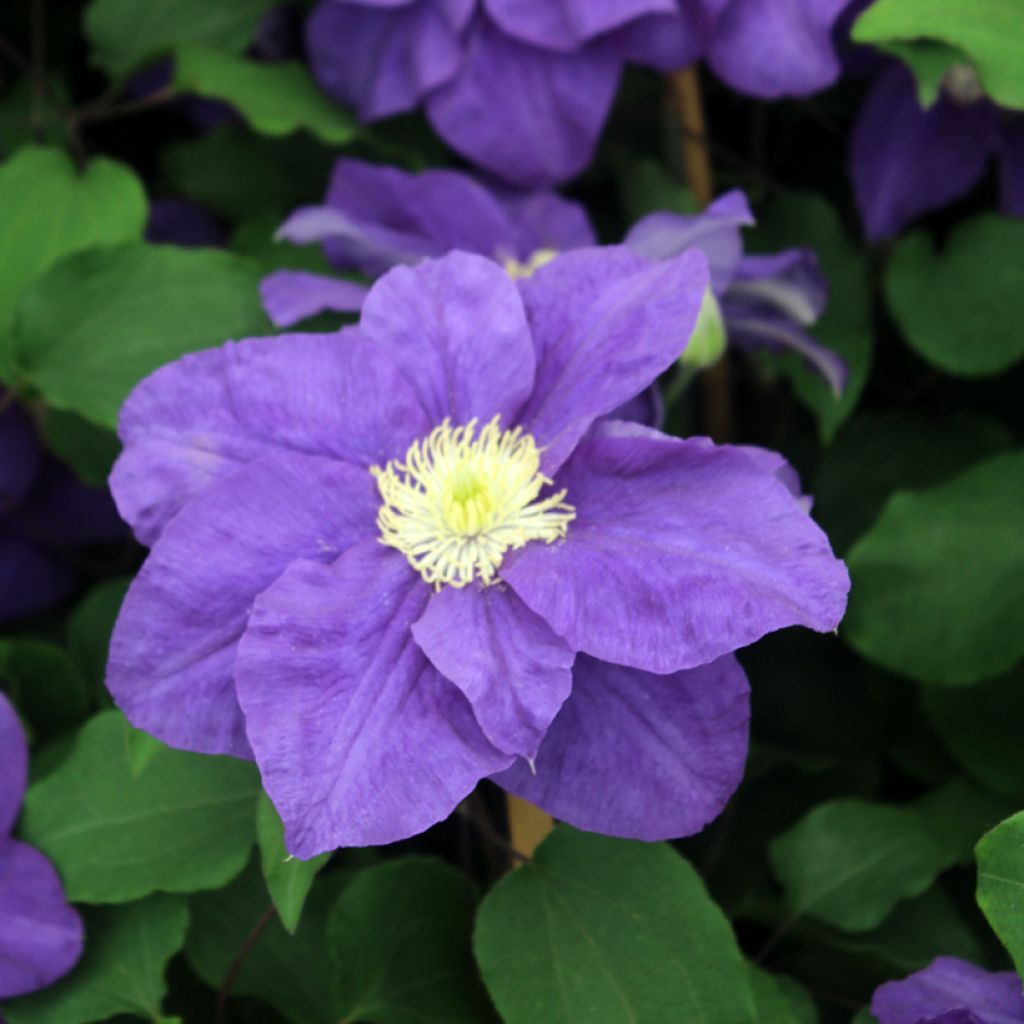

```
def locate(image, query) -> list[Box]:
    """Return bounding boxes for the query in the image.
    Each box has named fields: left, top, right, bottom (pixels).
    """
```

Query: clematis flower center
left=503, top=248, right=558, bottom=280
left=371, top=416, right=575, bottom=589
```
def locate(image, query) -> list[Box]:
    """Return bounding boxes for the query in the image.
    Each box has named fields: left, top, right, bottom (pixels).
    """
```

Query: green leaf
left=923, top=668, right=1024, bottom=800
left=230, top=214, right=335, bottom=275
left=877, top=39, right=973, bottom=107
left=187, top=857, right=350, bottom=1024
left=976, top=810, right=1024, bottom=974
left=749, top=966, right=818, bottom=1024
left=852, top=0, right=1024, bottom=110
left=843, top=451, right=1024, bottom=685
left=21, top=711, right=258, bottom=903
left=887, top=217, right=1024, bottom=377
left=0, top=639, right=91, bottom=738
left=11, top=242, right=268, bottom=428
left=912, top=779, right=1017, bottom=865
left=257, top=792, right=328, bottom=935
left=161, top=124, right=334, bottom=221
left=0, top=147, right=145, bottom=345
left=174, top=44, right=358, bottom=145
left=2, top=894, right=188, bottom=1024
left=813, top=411, right=1013, bottom=555
left=768, top=799, right=948, bottom=931
left=617, top=158, right=697, bottom=222
left=85, top=0, right=279, bottom=76
left=474, top=826, right=757, bottom=1024
left=750, top=192, right=872, bottom=442
left=42, top=409, right=121, bottom=488
left=66, top=577, right=131, bottom=695
left=329, top=857, right=493, bottom=1024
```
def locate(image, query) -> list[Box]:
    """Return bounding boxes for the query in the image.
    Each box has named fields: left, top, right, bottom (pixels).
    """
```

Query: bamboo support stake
left=506, top=792, right=552, bottom=859
left=668, top=66, right=732, bottom=443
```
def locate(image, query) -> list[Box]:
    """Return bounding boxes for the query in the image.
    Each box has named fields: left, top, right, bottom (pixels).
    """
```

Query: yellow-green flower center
left=371, top=417, right=575, bottom=589
left=503, top=248, right=559, bottom=280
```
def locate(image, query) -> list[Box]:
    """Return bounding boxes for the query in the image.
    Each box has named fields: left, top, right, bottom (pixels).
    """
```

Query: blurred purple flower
left=264, top=159, right=843, bottom=392
left=146, top=198, right=226, bottom=249
left=0, top=398, right=125, bottom=625
left=107, top=249, right=848, bottom=856
left=0, top=694, right=83, bottom=1001
left=850, top=62, right=1024, bottom=241
left=872, top=957, right=1024, bottom=1024
left=306, top=0, right=857, bottom=185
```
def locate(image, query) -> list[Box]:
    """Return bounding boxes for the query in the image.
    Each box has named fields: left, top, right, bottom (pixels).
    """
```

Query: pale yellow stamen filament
left=371, top=416, right=575, bottom=589
left=503, top=248, right=559, bottom=280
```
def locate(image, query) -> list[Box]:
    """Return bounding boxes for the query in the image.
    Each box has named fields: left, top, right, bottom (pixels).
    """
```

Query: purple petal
left=0, top=526, right=73, bottom=627
left=503, top=420, right=849, bottom=673
left=0, top=694, right=26, bottom=837
left=483, top=0, right=675, bottom=50
left=260, top=270, right=369, bottom=328
left=306, top=0, right=472, bottom=122
left=623, top=190, right=754, bottom=293
left=359, top=252, right=535, bottom=425
left=515, top=247, right=708, bottom=474
left=0, top=400, right=40, bottom=511
left=494, top=654, right=749, bottom=840
left=609, top=3, right=715, bottom=72
left=871, top=957, right=1024, bottom=1024
left=19, top=463, right=126, bottom=549
left=426, top=18, right=622, bottom=186
left=734, top=445, right=810, bottom=510
left=145, top=198, right=225, bottom=249
left=112, top=329, right=427, bottom=545
left=497, top=189, right=597, bottom=256
left=412, top=584, right=574, bottom=759
left=107, top=453, right=378, bottom=759
left=731, top=248, right=828, bottom=323
left=0, top=839, right=83, bottom=1000
left=708, top=0, right=849, bottom=98
left=850, top=64, right=997, bottom=242
left=996, top=114, right=1024, bottom=218
left=609, top=384, right=664, bottom=428
left=235, top=542, right=513, bottom=856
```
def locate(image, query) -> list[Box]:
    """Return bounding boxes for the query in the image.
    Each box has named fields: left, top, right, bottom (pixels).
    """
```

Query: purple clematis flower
left=0, top=694, right=83, bottom=1002
left=107, top=248, right=848, bottom=856
left=306, top=0, right=856, bottom=186
left=0, top=397, right=125, bottom=625
left=850, top=62, right=1024, bottom=242
left=871, top=957, right=1024, bottom=1024
left=264, top=159, right=843, bottom=394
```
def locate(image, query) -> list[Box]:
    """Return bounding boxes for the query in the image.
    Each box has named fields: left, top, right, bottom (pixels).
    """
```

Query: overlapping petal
left=307, top=0, right=473, bottom=121
left=514, top=247, right=708, bottom=473
left=235, top=542, right=513, bottom=856
left=112, top=329, right=427, bottom=544
left=412, top=584, right=575, bottom=758
left=260, top=270, right=370, bottom=328
left=0, top=693, right=26, bottom=836
left=494, top=654, right=749, bottom=840
left=108, top=453, right=378, bottom=759
left=426, top=18, right=622, bottom=186
left=0, top=840, right=84, bottom=1000
left=503, top=420, right=849, bottom=673
left=871, top=958, right=1024, bottom=1024
left=359, top=252, right=535, bottom=425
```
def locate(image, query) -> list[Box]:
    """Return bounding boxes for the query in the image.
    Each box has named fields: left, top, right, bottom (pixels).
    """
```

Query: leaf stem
left=215, top=903, right=276, bottom=1024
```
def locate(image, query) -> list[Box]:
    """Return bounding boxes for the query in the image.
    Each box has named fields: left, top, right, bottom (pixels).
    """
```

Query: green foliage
left=0, top=640, right=91, bottom=738
left=2, top=894, right=189, bottom=1024
left=330, top=857, right=494, bottom=1024
left=84, top=0, right=279, bottom=75
left=21, top=711, right=259, bottom=903
left=10, top=242, right=268, bottom=428
left=852, top=0, right=1024, bottom=110
left=174, top=44, right=358, bottom=144
left=474, top=827, right=757, bottom=1024
left=256, top=792, right=328, bottom=935
left=0, top=147, right=145, bottom=357
left=748, top=966, right=818, bottom=1024
left=976, top=811, right=1024, bottom=975
left=769, top=800, right=950, bottom=931
left=843, top=451, right=1024, bottom=685
left=878, top=39, right=974, bottom=107
left=751, top=192, right=872, bottom=441
left=887, top=217, right=1024, bottom=377
left=42, top=410, right=121, bottom=488
left=65, top=578, right=131, bottom=695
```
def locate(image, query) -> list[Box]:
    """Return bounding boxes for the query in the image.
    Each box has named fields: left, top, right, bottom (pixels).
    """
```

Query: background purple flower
left=107, top=249, right=848, bottom=856
left=266, top=160, right=844, bottom=393
left=850, top=62, right=1024, bottom=241
left=0, top=397, right=125, bottom=625
left=0, top=694, right=83, bottom=1001
left=872, top=957, right=1024, bottom=1024
left=306, top=0, right=857, bottom=185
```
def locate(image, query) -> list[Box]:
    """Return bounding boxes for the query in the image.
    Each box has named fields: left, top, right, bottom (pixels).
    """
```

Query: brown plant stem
left=215, top=904, right=276, bottom=1024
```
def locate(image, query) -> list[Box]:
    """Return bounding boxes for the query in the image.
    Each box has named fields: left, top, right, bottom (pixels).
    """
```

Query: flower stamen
left=371, top=416, right=574, bottom=589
